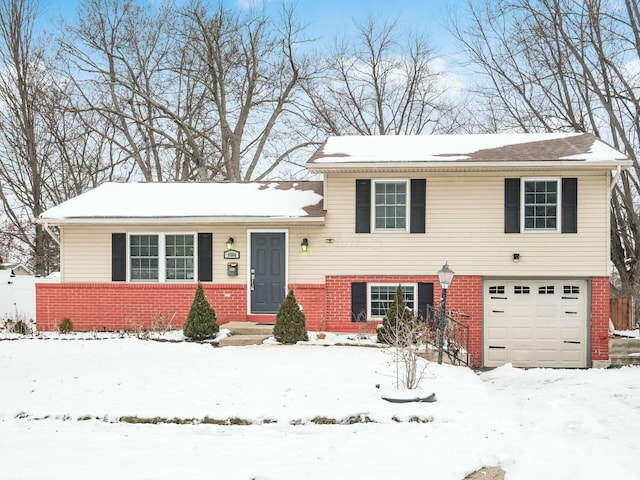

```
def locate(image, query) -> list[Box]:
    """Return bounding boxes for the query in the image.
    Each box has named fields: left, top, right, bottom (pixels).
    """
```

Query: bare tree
left=60, top=0, right=204, bottom=182
left=0, top=0, right=57, bottom=274
left=179, top=1, right=317, bottom=181
left=454, top=0, right=640, bottom=295
left=301, top=17, right=455, bottom=136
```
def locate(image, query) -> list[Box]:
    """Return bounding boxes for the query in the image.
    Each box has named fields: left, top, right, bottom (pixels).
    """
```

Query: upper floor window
left=523, top=179, right=559, bottom=232
left=374, top=180, right=408, bottom=231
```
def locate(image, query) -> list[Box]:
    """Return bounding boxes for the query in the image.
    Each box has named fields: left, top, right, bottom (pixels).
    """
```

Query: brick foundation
left=36, top=283, right=246, bottom=332
left=36, top=275, right=609, bottom=368
left=590, top=277, right=610, bottom=364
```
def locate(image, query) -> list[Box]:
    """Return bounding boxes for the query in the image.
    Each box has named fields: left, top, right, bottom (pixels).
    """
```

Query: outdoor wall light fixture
left=512, top=253, right=520, bottom=263
left=301, top=238, right=309, bottom=252
left=226, top=237, right=235, bottom=250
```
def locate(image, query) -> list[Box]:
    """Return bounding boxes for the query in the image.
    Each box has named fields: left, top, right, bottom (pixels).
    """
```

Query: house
left=36, top=133, right=631, bottom=368
left=1, top=263, right=35, bottom=276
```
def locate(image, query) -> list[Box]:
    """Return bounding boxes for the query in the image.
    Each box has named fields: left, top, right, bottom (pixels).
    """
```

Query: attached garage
left=484, top=279, right=588, bottom=368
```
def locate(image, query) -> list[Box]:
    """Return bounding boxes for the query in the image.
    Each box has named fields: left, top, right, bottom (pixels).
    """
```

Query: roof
left=307, top=133, right=631, bottom=171
left=0, top=263, right=35, bottom=276
left=40, top=181, right=325, bottom=225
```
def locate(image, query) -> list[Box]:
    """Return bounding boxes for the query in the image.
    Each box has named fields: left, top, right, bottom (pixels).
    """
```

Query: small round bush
left=183, top=283, right=219, bottom=340
left=13, top=320, right=30, bottom=335
left=273, top=290, right=308, bottom=344
left=58, top=317, right=73, bottom=334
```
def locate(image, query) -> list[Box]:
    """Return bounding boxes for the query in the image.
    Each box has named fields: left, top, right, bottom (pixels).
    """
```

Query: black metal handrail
left=424, top=305, right=470, bottom=366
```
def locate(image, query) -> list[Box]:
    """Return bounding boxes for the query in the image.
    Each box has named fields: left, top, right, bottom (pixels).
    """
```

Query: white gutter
left=37, top=216, right=326, bottom=226
left=610, top=165, right=622, bottom=192
left=43, top=222, right=60, bottom=246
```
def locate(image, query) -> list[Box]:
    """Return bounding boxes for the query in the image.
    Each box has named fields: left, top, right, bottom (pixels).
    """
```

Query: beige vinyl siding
left=59, top=170, right=611, bottom=284
left=61, top=224, right=324, bottom=284
left=291, top=170, right=611, bottom=282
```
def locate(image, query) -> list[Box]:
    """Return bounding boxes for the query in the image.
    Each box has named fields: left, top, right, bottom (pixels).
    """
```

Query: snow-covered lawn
left=1, top=337, right=639, bottom=480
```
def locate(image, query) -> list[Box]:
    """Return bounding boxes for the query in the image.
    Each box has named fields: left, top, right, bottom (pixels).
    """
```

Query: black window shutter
left=355, top=180, right=371, bottom=233
left=112, top=233, right=126, bottom=282
left=410, top=179, right=426, bottom=234
left=562, top=178, right=577, bottom=234
left=417, top=282, right=434, bottom=319
left=198, top=233, right=213, bottom=281
left=504, top=178, right=521, bottom=233
left=351, top=282, right=367, bottom=322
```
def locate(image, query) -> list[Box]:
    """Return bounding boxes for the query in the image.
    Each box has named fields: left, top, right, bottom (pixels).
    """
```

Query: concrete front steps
left=609, top=338, right=640, bottom=366
left=217, top=321, right=274, bottom=347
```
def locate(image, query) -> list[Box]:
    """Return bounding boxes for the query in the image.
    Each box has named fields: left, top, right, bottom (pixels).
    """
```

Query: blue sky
left=42, top=0, right=458, bottom=50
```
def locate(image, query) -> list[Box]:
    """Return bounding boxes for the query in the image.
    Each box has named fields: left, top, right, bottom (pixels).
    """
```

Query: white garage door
left=484, top=279, right=588, bottom=368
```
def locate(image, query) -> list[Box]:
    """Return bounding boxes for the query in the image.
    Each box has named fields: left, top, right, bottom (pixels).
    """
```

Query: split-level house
left=37, top=133, right=630, bottom=368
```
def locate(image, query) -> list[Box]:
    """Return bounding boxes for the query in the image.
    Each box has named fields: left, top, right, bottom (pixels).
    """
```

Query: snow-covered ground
left=1, top=336, right=639, bottom=480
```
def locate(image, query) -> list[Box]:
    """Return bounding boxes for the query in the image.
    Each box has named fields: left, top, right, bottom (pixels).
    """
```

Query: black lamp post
left=437, top=262, right=455, bottom=365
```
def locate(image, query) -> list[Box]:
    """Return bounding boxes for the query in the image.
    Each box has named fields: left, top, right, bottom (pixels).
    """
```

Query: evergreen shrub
left=376, top=285, right=415, bottom=345
left=58, top=317, right=73, bottom=334
left=183, top=283, right=219, bottom=340
left=273, top=290, right=308, bottom=344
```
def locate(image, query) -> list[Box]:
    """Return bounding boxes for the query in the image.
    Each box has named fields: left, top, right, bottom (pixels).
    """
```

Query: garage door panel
left=487, top=326, right=507, bottom=340
left=484, top=280, right=587, bottom=368
left=512, top=327, right=533, bottom=339
left=536, top=349, right=557, bottom=362
left=511, top=305, right=534, bottom=319
left=486, top=348, right=507, bottom=363
left=511, top=348, right=534, bottom=362
left=535, top=327, right=558, bottom=340
left=536, top=305, right=558, bottom=319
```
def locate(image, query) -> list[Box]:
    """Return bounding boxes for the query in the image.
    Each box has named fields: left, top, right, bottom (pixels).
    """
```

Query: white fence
left=0, top=269, right=59, bottom=322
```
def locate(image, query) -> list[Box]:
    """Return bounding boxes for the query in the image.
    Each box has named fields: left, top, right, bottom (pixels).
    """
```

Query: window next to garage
left=369, top=283, right=416, bottom=319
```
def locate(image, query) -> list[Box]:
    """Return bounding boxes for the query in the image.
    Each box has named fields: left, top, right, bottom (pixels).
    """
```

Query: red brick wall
left=325, top=275, right=484, bottom=366
left=289, top=284, right=326, bottom=331
left=36, top=283, right=246, bottom=331
left=36, top=275, right=609, bottom=368
left=590, top=276, right=610, bottom=364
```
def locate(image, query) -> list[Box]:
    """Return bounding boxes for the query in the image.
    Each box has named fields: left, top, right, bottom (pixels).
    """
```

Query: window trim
left=127, top=232, right=198, bottom=283
left=367, top=282, right=418, bottom=320
left=521, top=177, right=561, bottom=233
left=371, top=179, right=410, bottom=233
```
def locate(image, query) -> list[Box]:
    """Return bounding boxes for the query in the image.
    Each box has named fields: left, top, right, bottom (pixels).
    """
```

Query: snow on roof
left=40, top=182, right=324, bottom=222
left=307, top=132, right=629, bottom=166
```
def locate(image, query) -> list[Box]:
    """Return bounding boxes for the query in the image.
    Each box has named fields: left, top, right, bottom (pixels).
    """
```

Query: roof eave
left=38, top=215, right=326, bottom=226
left=307, top=159, right=633, bottom=173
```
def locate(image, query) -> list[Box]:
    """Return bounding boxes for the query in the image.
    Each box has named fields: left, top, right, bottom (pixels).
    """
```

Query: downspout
left=610, top=165, right=622, bottom=192
left=43, top=222, right=60, bottom=246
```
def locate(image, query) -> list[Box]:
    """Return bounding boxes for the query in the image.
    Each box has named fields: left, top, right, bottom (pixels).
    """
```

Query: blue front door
left=250, top=232, right=286, bottom=313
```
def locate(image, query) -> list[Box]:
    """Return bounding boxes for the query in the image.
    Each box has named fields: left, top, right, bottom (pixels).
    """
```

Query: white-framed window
left=368, top=283, right=417, bottom=319
left=373, top=180, right=409, bottom=231
left=130, top=234, right=159, bottom=281
left=129, top=233, right=196, bottom=282
left=522, top=178, right=560, bottom=232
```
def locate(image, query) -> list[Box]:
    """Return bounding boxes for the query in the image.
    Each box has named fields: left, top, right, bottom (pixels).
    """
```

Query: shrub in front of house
left=13, top=320, right=30, bottom=335
left=273, top=289, right=308, bottom=344
left=58, top=317, right=73, bottom=334
left=183, top=283, right=219, bottom=340
left=377, top=285, right=415, bottom=345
